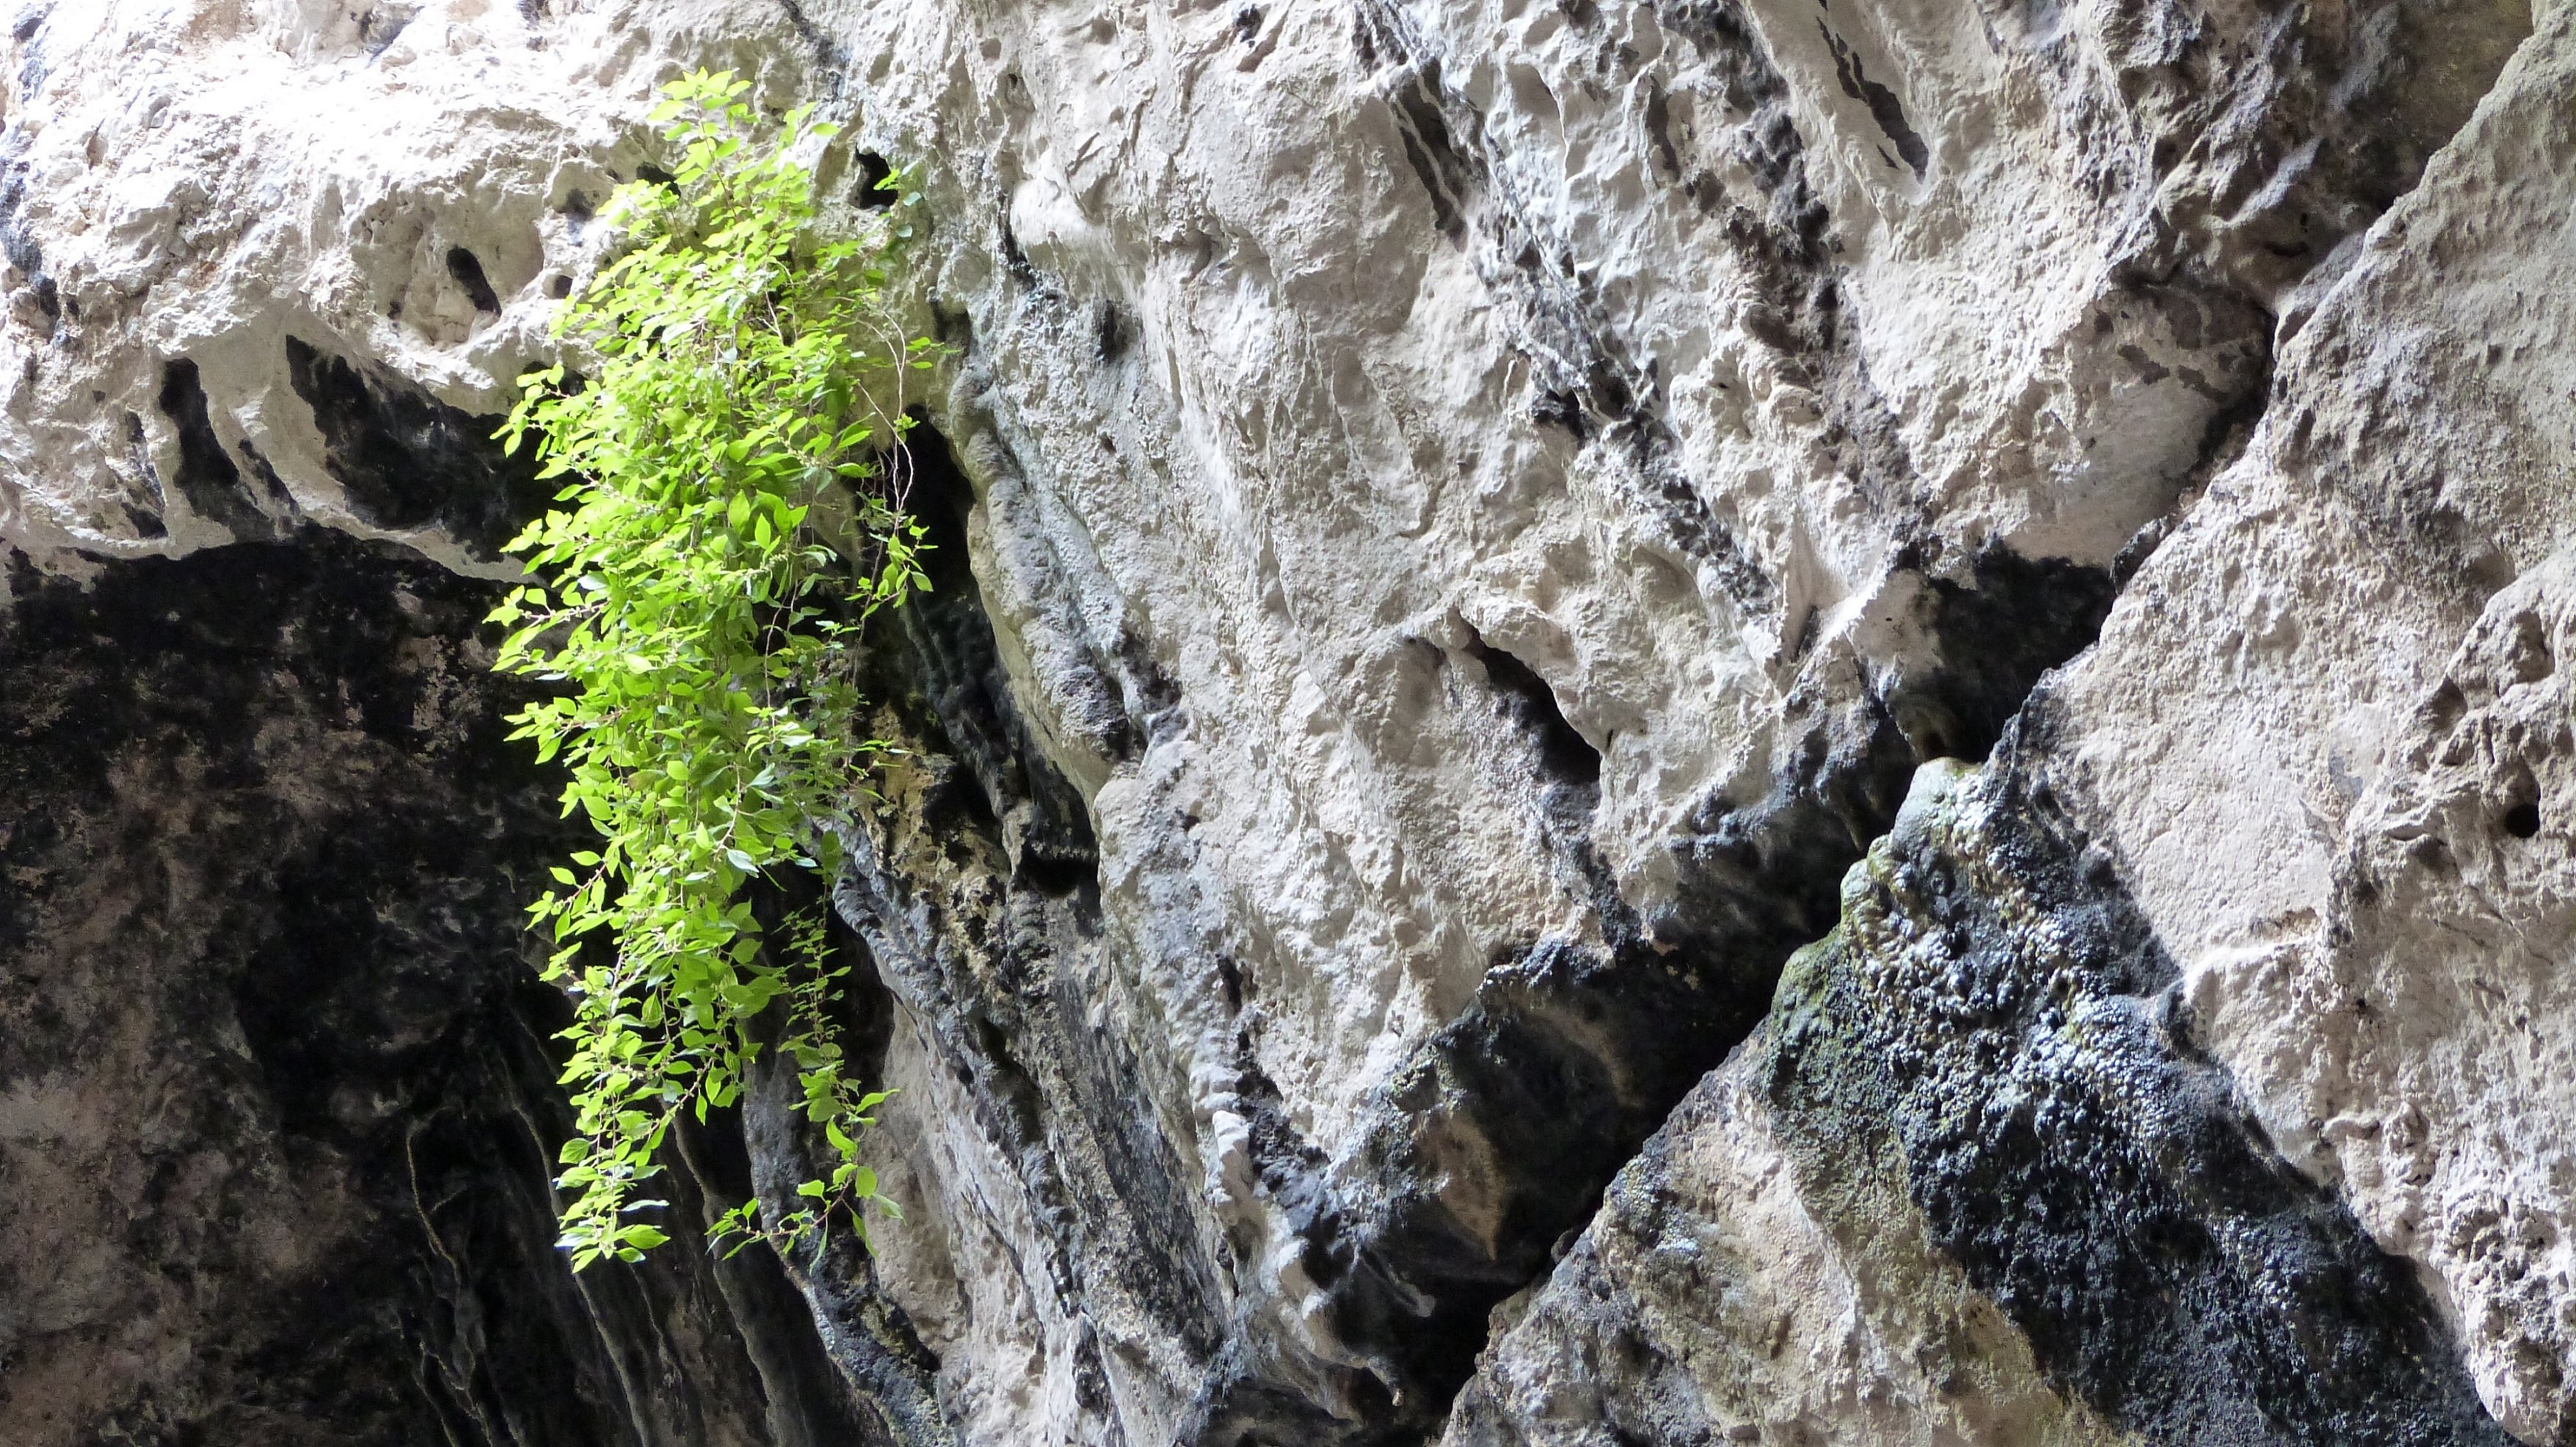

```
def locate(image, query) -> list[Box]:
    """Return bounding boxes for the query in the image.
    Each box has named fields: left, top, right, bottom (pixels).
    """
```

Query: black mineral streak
left=1767, top=710, right=2512, bottom=1446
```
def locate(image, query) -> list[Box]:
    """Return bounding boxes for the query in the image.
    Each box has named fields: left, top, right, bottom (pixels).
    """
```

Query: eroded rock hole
left=282, top=337, right=547, bottom=553
left=444, top=246, right=502, bottom=314
left=1462, top=633, right=1601, bottom=796
left=360, top=4, right=418, bottom=56
left=1529, top=385, right=1588, bottom=439
left=2502, top=801, right=2542, bottom=839
left=867, top=418, right=1102, bottom=900
left=155, top=357, right=275, bottom=541
left=1906, top=547, right=2121, bottom=764
left=1095, top=299, right=1129, bottom=363
left=852, top=150, right=896, bottom=209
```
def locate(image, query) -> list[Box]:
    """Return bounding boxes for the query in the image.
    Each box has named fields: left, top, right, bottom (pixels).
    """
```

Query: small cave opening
left=1460, top=630, right=1602, bottom=799
left=1094, top=299, right=1129, bottom=364
left=852, top=150, right=897, bottom=209
left=444, top=246, right=502, bottom=315
left=155, top=357, right=274, bottom=540
left=1906, top=545, right=2121, bottom=765
left=2502, top=801, right=2542, bottom=839
left=282, top=335, right=549, bottom=553
left=860, top=415, right=1103, bottom=902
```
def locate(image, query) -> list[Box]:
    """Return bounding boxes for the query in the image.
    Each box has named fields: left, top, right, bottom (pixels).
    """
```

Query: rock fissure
left=6, top=1, right=2574, bottom=1444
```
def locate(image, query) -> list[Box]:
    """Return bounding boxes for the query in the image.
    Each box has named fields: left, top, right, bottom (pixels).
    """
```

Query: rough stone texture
left=0, top=0, right=2569, bottom=1444
left=2010, top=11, right=2576, bottom=1436
left=1766, top=758, right=2501, bottom=1447
left=1444, top=1016, right=2133, bottom=1447
left=0, top=531, right=884, bottom=1444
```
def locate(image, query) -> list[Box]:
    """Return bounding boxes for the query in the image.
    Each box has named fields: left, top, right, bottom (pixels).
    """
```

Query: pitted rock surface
left=0, top=0, right=2569, bottom=1443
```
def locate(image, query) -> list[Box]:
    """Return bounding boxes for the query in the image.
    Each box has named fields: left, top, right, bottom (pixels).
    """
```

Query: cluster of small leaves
left=490, top=70, right=933, bottom=1269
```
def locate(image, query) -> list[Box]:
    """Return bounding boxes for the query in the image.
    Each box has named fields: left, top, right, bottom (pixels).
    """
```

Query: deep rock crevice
left=281, top=338, right=549, bottom=555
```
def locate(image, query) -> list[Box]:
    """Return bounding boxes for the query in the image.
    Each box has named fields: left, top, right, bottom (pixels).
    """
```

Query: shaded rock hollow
left=1, top=1, right=2571, bottom=1445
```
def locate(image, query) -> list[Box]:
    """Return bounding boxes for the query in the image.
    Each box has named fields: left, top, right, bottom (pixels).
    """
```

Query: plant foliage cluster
left=490, top=70, right=933, bottom=1268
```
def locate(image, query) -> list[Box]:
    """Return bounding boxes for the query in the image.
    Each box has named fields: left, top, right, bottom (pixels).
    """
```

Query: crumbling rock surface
left=0, top=0, right=2569, bottom=1443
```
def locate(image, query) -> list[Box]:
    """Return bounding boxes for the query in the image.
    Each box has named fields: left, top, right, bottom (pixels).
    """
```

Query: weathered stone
left=0, top=531, right=879, bottom=1444
left=0, top=0, right=2567, bottom=1443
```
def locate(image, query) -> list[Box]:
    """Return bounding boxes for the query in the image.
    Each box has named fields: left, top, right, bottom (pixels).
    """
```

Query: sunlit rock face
left=1, top=0, right=2569, bottom=1443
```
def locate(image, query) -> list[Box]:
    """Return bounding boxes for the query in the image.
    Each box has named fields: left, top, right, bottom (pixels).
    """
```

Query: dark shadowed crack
left=1201, top=544, right=2135, bottom=1444
left=282, top=338, right=548, bottom=555
left=444, top=247, right=502, bottom=315
left=694, top=861, right=942, bottom=1447
left=0, top=120, right=59, bottom=343
left=156, top=358, right=293, bottom=541
left=773, top=0, right=855, bottom=76
left=821, top=423, right=1233, bottom=1442
left=360, top=5, right=421, bottom=57
left=1819, top=23, right=1927, bottom=179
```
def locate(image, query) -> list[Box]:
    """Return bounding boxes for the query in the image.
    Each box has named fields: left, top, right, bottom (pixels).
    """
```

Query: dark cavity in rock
left=0, top=532, right=875, bottom=1446
left=444, top=246, right=503, bottom=314
left=854, top=150, right=897, bottom=209
left=1819, top=23, right=1928, bottom=179
left=156, top=357, right=285, bottom=540
left=282, top=337, right=548, bottom=555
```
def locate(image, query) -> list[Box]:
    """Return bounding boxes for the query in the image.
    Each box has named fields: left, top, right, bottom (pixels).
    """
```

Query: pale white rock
left=1442, top=1039, right=2136, bottom=1447
left=0, top=0, right=2565, bottom=1442
left=2038, top=6, right=2576, bottom=1437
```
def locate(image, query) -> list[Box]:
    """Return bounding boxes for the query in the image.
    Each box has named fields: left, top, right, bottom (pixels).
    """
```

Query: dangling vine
left=490, top=70, right=934, bottom=1268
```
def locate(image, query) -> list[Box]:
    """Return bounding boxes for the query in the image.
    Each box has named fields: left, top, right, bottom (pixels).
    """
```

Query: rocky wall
left=0, top=0, right=2568, bottom=1443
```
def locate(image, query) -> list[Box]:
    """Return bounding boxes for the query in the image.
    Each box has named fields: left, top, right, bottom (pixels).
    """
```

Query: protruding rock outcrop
left=2, top=0, right=2569, bottom=1443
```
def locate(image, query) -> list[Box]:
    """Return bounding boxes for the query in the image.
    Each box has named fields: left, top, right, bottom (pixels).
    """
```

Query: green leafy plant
left=489, top=70, right=934, bottom=1269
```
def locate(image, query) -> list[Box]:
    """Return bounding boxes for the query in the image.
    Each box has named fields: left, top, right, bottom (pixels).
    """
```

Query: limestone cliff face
left=1, top=1, right=2569, bottom=1445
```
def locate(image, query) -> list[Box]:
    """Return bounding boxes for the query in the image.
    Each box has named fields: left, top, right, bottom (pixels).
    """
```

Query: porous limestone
left=1, top=0, right=2569, bottom=1443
